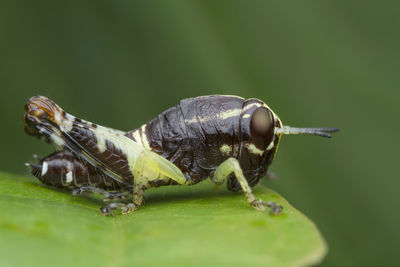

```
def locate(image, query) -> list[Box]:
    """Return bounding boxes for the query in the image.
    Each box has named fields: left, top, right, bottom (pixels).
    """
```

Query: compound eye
left=250, top=107, right=274, bottom=150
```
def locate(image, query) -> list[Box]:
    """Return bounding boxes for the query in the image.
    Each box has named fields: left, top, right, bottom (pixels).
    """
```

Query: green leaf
left=0, top=171, right=326, bottom=267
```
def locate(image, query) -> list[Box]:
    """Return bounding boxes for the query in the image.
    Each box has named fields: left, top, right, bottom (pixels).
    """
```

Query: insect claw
left=252, top=200, right=283, bottom=215
left=121, top=203, right=137, bottom=215
left=100, top=203, right=134, bottom=216
left=100, top=206, right=113, bottom=216
left=72, top=188, right=82, bottom=197
left=251, top=200, right=267, bottom=211
left=268, top=203, right=283, bottom=216
left=267, top=201, right=283, bottom=215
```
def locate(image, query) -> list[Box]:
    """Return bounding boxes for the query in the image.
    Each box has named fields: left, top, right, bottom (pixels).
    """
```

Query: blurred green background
left=0, top=1, right=399, bottom=266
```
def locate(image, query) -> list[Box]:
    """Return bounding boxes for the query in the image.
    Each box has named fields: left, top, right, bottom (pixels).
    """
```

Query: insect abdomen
left=28, top=150, right=123, bottom=190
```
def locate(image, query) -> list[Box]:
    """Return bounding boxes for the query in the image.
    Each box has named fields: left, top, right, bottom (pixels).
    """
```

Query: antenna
left=276, top=126, right=339, bottom=138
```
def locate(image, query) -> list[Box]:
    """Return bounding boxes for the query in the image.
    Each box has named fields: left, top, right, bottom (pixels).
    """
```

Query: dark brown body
left=30, top=150, right=124, bottom=190
left=27, top=95, right=283, bottom=192
left=24, top=94, right=337, bottom=215
left=127, top=95, right=282, bottom=191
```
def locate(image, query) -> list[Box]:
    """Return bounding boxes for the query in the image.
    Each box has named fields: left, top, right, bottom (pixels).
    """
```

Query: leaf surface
left=0, top=172, right=326, bottom=267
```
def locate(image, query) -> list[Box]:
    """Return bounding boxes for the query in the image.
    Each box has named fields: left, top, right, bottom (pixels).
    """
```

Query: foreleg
left=212, top=157, right=282, bottom=215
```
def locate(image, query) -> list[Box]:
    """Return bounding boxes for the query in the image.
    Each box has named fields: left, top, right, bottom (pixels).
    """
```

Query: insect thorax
left=126, top=95, right=282, bottom=189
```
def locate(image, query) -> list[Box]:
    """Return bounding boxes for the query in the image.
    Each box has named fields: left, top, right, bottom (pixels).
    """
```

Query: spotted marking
left=65, top=171, right=73, bottom=184
left=61, top=118, right=73, bottom=132
left=41, top=161, right=48, bottom=176
left=54, top=111, right=63, bottom=125
left=245, top=143, right=264, bottom=156
left=219, top=144, right=232, bottom=155
left=60, top=113, right=76, bottom=132
left=96, top=132, right=107, bottom=153
left=140, top=125, right=151, bottom=149
left=131, top=130, right=141, bottom=144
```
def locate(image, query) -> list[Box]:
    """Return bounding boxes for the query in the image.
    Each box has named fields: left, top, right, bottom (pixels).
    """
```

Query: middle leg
left=72, top=186, right=132, bottom=202
left=100, top=183, right=145, bottom=216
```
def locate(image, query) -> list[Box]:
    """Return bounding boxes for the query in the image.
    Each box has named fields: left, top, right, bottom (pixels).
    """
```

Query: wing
left=24, top=95, right=188, bottom=188
left=59, top=120, right=188, bottom=187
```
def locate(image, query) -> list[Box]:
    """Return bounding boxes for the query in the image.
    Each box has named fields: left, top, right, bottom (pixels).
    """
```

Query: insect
left=23, top=95, right=338, bottom=215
